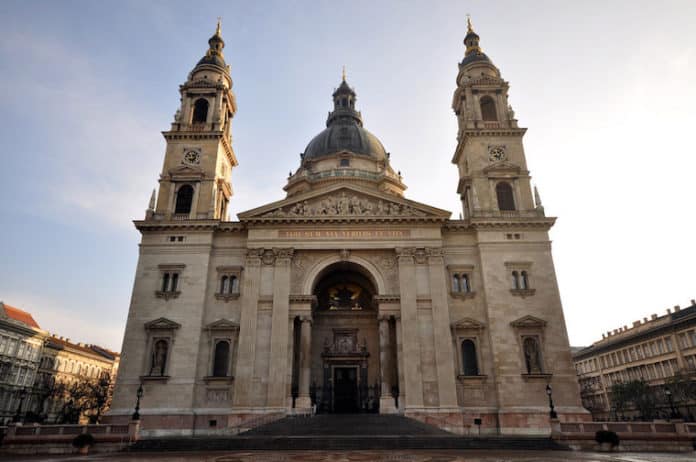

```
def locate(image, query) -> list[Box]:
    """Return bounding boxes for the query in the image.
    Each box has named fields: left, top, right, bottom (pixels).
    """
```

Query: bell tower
left=451, top=18, right=542, bottom=220
left=149, top=20, right=238, bottom=221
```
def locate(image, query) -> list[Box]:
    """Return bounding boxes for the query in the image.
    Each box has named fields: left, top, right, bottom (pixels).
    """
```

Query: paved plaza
left=7, top=450, right=695, bottom=462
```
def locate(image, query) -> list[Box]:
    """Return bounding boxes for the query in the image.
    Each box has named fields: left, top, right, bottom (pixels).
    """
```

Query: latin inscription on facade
left=278, top=229, right=410, bottom=239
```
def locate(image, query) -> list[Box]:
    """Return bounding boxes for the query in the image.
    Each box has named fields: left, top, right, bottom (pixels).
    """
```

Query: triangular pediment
left=238, top=184, right=451, bottom=223
left=144, top=317, right=181, bottom=330
left=205, top=318, right=240, bottom=331
left=482, top=161, right=522, bottom=175
left=510, top=315, right=547, bottom=328
left=451, top=317, right=485, bottom=331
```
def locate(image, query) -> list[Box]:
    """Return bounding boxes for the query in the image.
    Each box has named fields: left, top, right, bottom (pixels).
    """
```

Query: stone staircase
left=130, top=414, right=568, bottom=451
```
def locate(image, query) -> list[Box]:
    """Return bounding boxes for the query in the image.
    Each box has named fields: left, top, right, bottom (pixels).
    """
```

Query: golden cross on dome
left=466, top=14, right=474, bottom=33
left=342, top=65, right=346, bottom=82
left=216, top=17, right=222, bottom=35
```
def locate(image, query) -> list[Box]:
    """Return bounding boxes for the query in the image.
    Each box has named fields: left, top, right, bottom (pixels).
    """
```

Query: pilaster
left=267, top=248, right=294, bottom=407
left=396, top=248, right=424, bottom=408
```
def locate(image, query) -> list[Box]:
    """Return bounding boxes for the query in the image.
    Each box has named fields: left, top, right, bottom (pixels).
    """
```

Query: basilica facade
left=108, top=20, right=589, bottom=436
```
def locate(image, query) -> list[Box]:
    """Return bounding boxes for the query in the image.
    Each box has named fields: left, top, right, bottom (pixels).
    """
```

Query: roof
left=45, top=335, right=120, bottom=361
left=1, top=302, right=40, bottom=329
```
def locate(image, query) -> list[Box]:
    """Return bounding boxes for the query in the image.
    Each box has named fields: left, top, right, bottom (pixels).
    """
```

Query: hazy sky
left=0, top=1, right=694, bottom=351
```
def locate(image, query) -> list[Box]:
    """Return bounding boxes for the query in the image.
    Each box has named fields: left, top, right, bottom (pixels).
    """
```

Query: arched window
left=221, top=276, right=229, bottom=294
left=230, top=276, right=239, bottom=294
left=523, top=337, right=543, bottom=374
left=192, top=98, right=209, bottom=124
left=461, top=274, right=470, bottom=293
left=175, top=185, right=194, bottom=214
left=480, top=96, right=497, bottom=121
left=452, top=274, right=460, bottom=292
left=161, top=273, right=170, bottom=292
left=520, top=271, right=529, bottom=290
left=496, top=182, right=515, bottom=211
left=461, top=339, right=479, bottom=376
left=511, top=271, right=520, bottom=289
left=212, top=340, right=230, bottom=377
left=150, top=339, right=169, bottom=376
left=170, top=273, right=179, bottom=292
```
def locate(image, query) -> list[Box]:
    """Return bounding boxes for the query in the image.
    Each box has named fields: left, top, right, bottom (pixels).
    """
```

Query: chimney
left=674, top=305, right=681, bottom=312
left=691, top=299, right=695, bottom=306
left=667, top=309, right=672, bottom=314
left=651, top=314, right=657, bottom=320
left=602, top=333, right=606, bottom=339
left=633, top=321, right=641, bottom=327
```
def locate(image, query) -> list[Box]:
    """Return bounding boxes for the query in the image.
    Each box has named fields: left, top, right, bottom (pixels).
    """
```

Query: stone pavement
left=6, top=450, right=695, bottom=462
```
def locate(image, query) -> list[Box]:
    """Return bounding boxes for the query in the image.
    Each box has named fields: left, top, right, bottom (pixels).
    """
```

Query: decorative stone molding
left=289, top=294, right=317, bottom=306
left=509, top=288, right=536, bottom=298
left=204, top=319, right=239, bottom=332
left=339, top=249, right=350, bottom=261
left=144, top=318, right=181, bottom=331
left=373, top=294, right=400, bottom=304
left=158, top=263, right=186, bottom=271
left=510, top=315, right=547, bottom=328
left=451, top=317, right=485, bottom=333
left=155, top=290, right=181, bottom=300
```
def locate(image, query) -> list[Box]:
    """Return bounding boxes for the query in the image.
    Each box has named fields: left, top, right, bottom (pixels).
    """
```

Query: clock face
left=488, top=145, right=506, bottom=162
left=183, top=150, right=200, bottom=165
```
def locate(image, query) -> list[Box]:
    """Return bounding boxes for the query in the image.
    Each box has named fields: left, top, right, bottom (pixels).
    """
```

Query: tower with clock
left=152, top=20, right=237, bottom=221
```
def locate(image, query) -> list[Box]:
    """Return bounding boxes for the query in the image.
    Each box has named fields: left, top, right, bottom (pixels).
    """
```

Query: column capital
left=299, top=315, right=313, bottom=324
left=395, top=247, right=415, bottom=264
left=378, top=315, right=391, bottom=323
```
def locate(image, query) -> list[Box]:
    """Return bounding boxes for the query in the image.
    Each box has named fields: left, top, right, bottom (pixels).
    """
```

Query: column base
left=295, top=396, right=313, bottom=412
left=379, top=396, right=398, bottom=414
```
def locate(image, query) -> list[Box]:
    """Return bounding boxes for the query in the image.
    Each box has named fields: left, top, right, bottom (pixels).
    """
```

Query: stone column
left=266, top=248, right=293, bottom=408
left=233, top=249, right=262, bottom=406
left=396, top=248, right=424, bottom=408
left=296, top=316, right=313, bottom=409
left=427, top=247, right=458, bottom=408
left=379, top=315, right=397, bottom=413
left=394, top=315, right=405, bottom=411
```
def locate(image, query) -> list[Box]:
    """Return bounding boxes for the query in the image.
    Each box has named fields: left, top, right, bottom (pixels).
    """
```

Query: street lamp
left=12, top=388, right=28, bottom=423
left=664, top=387, right=680, bottom=420
left=132, top=383, right=144, bottom=421
left=545, top=384, right=558, bottom=419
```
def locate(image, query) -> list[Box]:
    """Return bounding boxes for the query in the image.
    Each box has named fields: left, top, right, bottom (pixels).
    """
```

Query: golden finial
left=342, top=65, right=346, bottom=82
left=216, top=17, right=222, bottom=36
left=466, top=14, right=474, bottom=33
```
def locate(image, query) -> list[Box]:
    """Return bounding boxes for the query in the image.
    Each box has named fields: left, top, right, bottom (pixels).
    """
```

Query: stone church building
left=108, top=20, right=589, bottom=436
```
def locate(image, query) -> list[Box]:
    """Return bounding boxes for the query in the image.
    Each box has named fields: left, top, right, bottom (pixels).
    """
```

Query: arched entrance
left=309, top=262, right=381, bottom=413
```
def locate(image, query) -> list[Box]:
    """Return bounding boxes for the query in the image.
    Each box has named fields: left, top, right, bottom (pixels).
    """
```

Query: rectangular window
left=643, top=344, right=651, bottom=357
left=690, top=331, right=696, bottom=347
left=679, top=333, right=689, bottom=349
left=665, top=337, right=673, bottom=352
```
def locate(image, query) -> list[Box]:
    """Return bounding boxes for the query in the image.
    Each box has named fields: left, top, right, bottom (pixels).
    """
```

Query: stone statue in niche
left=150, top=339, right=168, bottom=376
left=523, top=337, right=542, bottom=374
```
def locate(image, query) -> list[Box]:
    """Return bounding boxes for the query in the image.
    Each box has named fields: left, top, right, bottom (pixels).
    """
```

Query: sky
left=0, top=0, right=694, bottom=352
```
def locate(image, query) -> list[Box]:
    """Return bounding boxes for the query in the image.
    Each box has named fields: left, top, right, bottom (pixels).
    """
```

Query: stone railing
left=556, top=420, right=696, bottom=452
left=2, top=421, right=139, bottom=445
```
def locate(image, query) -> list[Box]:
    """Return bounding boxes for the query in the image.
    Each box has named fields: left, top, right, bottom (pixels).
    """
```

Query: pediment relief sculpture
left=261, top=192, right=427, bottom=219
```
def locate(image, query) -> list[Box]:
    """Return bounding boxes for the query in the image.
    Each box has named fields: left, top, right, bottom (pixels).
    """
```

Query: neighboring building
left=33, top=335, right=120, bottom=423
left=0, top=302, right=45, bottom=424
left=573, top=300, right=696, bottom=420
left=0, top=301, right=120, bottom=424
left=108, top=20, right=588, bottom=437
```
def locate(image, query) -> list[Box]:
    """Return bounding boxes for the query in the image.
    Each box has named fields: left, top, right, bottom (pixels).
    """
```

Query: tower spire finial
left=342, top=65, right=346, bottom=82
left=466, top=14, right=473, bottom=33
left=216, top=17, right=222, bottom=36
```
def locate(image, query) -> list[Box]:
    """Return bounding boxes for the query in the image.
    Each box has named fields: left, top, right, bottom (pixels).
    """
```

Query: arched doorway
left=308, top=262, right=381, bottom=413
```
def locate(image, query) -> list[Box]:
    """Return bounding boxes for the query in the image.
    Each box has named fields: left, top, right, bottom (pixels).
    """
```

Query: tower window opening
left=175, top=185, right=194, bottom=214
left=511, top=271, right=520, bottom=290
left=480, top=96, right=497, bottom=121
left=340, top=158, right=350, bottom=167
left=520, top=271, right=529, bottom=290
left=192, top=98, right=209, bottom=123
left=496, top=182, right=515, bottom=211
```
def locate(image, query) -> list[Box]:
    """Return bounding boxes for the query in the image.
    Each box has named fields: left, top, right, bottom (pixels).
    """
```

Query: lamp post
left=545, top=384, right=558, bottom=419
left=664, top=387, right=679, bottom=420
left=12, top=388, right=28, bottom=423
left=132, top=383, right=144, bottom=421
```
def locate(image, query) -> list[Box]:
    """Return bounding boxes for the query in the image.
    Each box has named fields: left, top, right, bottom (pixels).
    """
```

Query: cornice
left=134, top=219, right=246, bottom=233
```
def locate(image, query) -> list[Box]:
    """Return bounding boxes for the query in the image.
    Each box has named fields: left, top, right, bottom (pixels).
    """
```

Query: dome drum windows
left=215, top=266, right=243, bottom=301
left=448, top=265, right=476, bottom=299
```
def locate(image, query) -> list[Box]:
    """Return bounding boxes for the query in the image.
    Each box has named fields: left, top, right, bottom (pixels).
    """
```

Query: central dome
left=303, top=122, right=387, bottom=160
